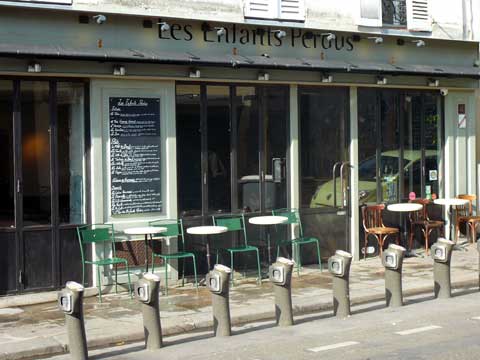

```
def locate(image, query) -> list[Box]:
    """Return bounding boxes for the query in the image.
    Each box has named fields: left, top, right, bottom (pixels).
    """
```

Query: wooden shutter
left=244, top=0, right=277, bottom=19
left=357, top=0, right=382, bottom=27
left=279, top=0, right=305, bottom=21
left=406, top=0, right=432, bottom=32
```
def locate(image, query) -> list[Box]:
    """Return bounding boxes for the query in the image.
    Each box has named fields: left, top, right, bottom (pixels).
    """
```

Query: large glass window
left=0, top=81, right=13, bottom=227
left=358, top=89, right=443, bottom=204
left=57, top=82, right=85, bottom=224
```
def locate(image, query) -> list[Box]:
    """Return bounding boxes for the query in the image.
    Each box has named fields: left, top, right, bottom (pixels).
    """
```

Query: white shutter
left=279, top=0, right=305, bottom=21
left=357, top=0, right=382, bottom=27
left=244, top=0, right=277, bottom=19
left=407, top=0, right=432, bottom=32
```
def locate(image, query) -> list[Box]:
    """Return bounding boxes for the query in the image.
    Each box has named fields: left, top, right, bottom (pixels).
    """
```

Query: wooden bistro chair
left=408, top=199, right=444, bottom=255
left=362, top=204, right=400, bottom=260
left=456, top=194, right=480, bottom=243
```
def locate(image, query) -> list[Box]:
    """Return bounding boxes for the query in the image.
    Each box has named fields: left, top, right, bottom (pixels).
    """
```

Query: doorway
left=0, top=79, right=88, bottom=295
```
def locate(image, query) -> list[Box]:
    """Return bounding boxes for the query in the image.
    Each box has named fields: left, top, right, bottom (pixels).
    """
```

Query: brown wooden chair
left=456, top=194, right=480, bottom=243
left=362, top=204, right=400, bottom=260
left=408, top=198, right=444, bottom=255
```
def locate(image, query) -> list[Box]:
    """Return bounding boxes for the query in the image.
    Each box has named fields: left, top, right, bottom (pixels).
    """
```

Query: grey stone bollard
left=382, top=244, right=406, bottom=307
left=207, top=264, right=232, bottom=337
left=269, top=257, right=295, bottom=326
left=431, top=238, right=455, bottom=299
left=134, top=273, right=163, bottom=350
left=328, top=250, right=353, bottom=318
left=58, top=281, right=88, bottom=360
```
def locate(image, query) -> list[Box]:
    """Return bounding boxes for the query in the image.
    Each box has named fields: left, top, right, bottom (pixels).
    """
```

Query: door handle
left=339, top=161, right=351, bottom=209
left=332, top=162, right=342, bottom=208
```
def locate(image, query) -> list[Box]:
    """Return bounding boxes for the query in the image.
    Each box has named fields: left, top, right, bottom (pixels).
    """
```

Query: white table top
left=387, top=203, right=423, bottom=212
left=186, top=226, right=228, bottom=235
left=123, top=226, right=167, bottom=235
left=434, top=198, right=469, bottom=206
left=248, top=215, right=288, bottom=225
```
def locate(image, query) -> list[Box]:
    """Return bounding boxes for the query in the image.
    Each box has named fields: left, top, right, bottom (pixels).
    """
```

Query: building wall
left=1, top=0, right=478, bottom=41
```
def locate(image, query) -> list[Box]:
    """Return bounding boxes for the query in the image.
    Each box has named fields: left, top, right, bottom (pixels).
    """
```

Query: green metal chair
left=212, top=214, right=261, bottom=286
left=272, top=208, right=322, bottom=276
left=76, top=223, right=133, bottom=303
left=149, top=219, right=198, bottom=295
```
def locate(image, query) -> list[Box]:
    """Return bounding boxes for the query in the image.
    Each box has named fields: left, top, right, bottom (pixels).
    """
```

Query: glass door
left=299, top=87, right=350, bottom=259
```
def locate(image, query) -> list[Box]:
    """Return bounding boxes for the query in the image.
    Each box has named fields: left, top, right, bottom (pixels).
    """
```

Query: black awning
left=0, top=43, right=478, bottom=78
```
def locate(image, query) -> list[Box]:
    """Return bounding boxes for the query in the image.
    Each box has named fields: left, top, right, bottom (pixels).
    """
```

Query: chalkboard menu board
left=109, top=97, right=162, bottom=215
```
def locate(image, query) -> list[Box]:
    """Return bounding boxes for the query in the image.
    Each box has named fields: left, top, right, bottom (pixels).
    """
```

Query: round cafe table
left=387, top=203, right=423, bottom=257
left=434, top=198, right=469, bottom=244
left=186, top=225, right=228, bottom=271
left=248, top=215, right=288, bottom=264
left=124, top=226, right=167, bottom=272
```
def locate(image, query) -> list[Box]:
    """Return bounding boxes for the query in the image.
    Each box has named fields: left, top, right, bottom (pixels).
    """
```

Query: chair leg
left=151, top=252, right=156, bottom=274
left=82, top=263, right=85, bottom=287
left=364, top=234, right=368, bottom=260
left=409, top=225, right=415, bottom=251
left=165, top=258, right=169, bottom=296
left=191, top=255, right=198, bottom=291
left=255, top=248, right=261, bottom=285
left=97, top=266, right=102, bottom=303
left=230, top=252, right=234, bottom=287
left=314, top=240, right=322, bottom=272
left=125, top=263, right=133, bottom=299
left=294, top=243, right=300, bottom=276
left=182, top=258, right=185, bottom=287
left=115, top=263, right=118, bottom=294
left=378, top=235, right=384, bottom=256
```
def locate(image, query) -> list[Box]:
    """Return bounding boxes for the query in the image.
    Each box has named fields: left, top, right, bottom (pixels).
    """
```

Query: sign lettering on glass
left=109, top=97, right=162, bottom=215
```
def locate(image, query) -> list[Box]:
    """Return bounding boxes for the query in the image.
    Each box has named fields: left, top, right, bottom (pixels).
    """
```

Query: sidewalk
left=0, top=244, right=479, bottom=360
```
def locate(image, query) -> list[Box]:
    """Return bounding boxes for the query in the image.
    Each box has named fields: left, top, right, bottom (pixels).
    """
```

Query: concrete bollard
left=134, top=273, right=163, bottom=350
left=328, top=250, right=353, bottom=318
left=382, top=244, right=406, bottom=307
left=58, top=281, right=88, bottom=360
left=207, top=264, right=232, bottom=337
left=269, top=257, right=295, bottom=326
left=431, top=238, right=455, bottom=299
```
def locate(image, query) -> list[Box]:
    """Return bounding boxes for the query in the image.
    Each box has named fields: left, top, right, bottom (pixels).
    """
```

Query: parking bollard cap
left=66, top=281, right=84, bottom=292
left=335, top=250, right=353, bottom=258
left=276, top=257, right=295, bottom=265
left=142, top=273, right=160, bottom=282
left=214, top=264, right=232, bottom=273
left=388, top=244, right=406, bottom=252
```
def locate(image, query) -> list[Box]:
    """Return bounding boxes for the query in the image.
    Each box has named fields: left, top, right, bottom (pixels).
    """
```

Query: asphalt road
left=50, top=290, right=480, bottom=360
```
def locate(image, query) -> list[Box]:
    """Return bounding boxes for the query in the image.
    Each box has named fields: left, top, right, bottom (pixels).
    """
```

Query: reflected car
left=310, top=150, right=438, bottom=207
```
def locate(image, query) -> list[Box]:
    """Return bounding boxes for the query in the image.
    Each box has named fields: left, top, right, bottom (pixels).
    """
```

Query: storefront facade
left=0, top=2, right=478, bottom=294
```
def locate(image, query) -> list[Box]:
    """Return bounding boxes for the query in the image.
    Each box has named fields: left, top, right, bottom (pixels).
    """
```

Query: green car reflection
left=310, top=150, right=438, bottom=207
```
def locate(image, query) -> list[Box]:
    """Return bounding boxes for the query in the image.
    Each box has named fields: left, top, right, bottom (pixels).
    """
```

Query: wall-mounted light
left=189, top=68, right=201, bottom=78
left=412, top=39, right=426, bottom=47
left=322, top=73, right=333, bottom=83
left=368, top=36, right=384, bottom=44
left=215, top=27, right=226, bottom=36
left=92, top=14, right=107, bottom=24
left=428, top=78, right=439, bottom=87
left=273, top=30, right=287, bottom=39
left=158, top=21, right=170, bottom=32
left=376, top=76, right=387, bottom=85
left=258, top=72, right=270, bottom=81
left=27, top=62, right=41, bottom=73
left=321, top=33, right=336, bottom=41
left=113, top=65, right=126, bottom=76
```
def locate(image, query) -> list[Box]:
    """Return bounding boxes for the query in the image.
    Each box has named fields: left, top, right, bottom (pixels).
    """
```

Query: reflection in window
left=0, top=81, right=13, bottom=227
left=57, top=83, right=85, bottom=224
left=382, top=0, right=407, bottom=26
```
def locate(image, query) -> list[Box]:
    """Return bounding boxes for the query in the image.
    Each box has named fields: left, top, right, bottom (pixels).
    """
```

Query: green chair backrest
left=212, top=214, right=249, bottom=246
left=149, top=219, right=185, bottom=249
left=76, top=224, right=116, bottom=263
left=272, top=208, right=304, bottom=237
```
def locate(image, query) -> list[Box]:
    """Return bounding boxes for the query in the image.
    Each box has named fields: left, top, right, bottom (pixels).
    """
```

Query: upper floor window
left=358, top=0, right=431, bottom=32
left=244, top=0, right=305, bottom=21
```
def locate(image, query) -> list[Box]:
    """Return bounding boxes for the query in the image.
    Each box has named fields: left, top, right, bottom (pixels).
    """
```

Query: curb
left=2, top=277, right=478, bottom=360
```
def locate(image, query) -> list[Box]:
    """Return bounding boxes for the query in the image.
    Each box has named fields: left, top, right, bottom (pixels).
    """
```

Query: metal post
left=382, top=244, right=406, bottom=307
left=269, top=257, right=294, bottom=326
left=134, top=273, right=163, bottom=350
left=58, top=281, right=88, bottom=360
left=207, top=264, right=232, bottom=337
left=431, top=238, right=455, bottom=299
left=328, top=250, right=353, bottom=318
